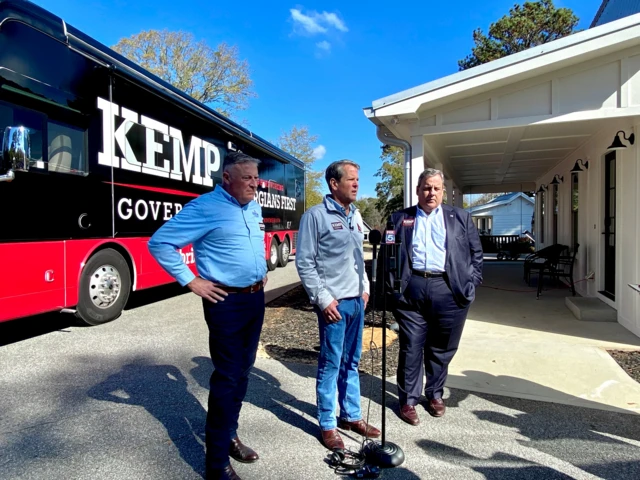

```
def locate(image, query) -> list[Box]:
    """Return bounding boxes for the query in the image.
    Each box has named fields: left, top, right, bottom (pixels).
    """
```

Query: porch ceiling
left=425, top=119, right=606, bottom=191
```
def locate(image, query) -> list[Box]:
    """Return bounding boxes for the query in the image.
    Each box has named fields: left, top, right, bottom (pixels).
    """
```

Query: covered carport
left=364, top=13, right=640, bottom=337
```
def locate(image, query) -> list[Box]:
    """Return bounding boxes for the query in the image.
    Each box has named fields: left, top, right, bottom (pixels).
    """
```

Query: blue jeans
left=315, top=297, right=364, bottom=431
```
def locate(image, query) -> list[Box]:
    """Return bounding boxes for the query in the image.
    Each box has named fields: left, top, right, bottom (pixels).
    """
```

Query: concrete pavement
left=451, top=263, right=640, bottom=414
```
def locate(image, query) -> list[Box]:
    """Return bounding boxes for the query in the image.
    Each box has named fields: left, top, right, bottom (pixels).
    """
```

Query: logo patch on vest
left=403, top=218, right=415, bottom=227
left=331, top=222, right=343, bottom=230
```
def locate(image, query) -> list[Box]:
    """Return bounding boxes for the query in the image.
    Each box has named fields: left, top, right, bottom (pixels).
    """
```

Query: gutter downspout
left=376, top=127, right=412, bottom=208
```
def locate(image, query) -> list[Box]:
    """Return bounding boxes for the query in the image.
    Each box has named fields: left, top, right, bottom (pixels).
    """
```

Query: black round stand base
left=363, top=441, right=405, bottom=468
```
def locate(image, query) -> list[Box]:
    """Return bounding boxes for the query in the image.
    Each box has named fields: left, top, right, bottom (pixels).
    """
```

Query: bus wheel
left=76, top=248, right=131, bottom=326
left=267, top=238, right=278, bottom=271
left=277, top=239, right=290, bottom=267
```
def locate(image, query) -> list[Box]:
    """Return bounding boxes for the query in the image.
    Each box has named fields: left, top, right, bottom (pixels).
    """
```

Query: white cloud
left=316, top=40, right=331, bottom=52
left=289, top=8, right=347, bottom=36
left=290, top=9, right=327, bottom=34
left=319, top=12, right=348, bottom=32
left=313, top=145, right=327, bottom=160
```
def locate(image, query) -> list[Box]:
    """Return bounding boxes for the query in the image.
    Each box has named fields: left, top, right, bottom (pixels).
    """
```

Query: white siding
left=536, top=122, right=640, bottom=337
left=472, top=196, right=534, bottom=235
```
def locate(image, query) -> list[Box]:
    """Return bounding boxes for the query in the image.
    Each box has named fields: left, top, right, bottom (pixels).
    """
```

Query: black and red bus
left=0, top=0, right=304, bottom=325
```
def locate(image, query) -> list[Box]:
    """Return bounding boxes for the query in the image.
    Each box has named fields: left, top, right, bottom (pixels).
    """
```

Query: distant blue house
left=467, top=193, right=534, bottom=236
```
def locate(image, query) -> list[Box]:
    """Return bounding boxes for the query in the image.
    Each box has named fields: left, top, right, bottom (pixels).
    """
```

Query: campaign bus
left=0, top=0, right=305, bottom=326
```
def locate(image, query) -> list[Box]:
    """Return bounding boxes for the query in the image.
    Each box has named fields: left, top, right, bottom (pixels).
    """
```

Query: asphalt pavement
left=1, top=266, right=640, bottom=480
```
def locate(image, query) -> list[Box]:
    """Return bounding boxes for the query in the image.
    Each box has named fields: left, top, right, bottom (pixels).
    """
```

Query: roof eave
left=368, top=12, right=640, bottom=114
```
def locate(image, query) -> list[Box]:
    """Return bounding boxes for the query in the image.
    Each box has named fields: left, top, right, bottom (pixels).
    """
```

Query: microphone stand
left=362, top=231, right=405, bottom=468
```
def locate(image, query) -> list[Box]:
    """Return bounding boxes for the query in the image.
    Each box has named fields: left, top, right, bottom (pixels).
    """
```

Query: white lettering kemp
left=97, top=98, right=222, bottom=186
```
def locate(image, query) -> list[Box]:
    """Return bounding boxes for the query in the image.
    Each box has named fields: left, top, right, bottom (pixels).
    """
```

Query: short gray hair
left=417, top=168, right=445, bottom=188
left=223, top=151, right=260, bottom=172
left=325, top=160, right=360, bottom=189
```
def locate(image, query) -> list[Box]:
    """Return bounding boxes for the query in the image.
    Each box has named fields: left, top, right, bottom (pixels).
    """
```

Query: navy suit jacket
left=387, top=204, right=483, bottom=308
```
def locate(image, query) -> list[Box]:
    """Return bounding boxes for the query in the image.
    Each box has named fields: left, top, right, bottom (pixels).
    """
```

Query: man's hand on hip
left=187, top=277, right=228, bottom=303
left=322, top=300, right=342, bottom=324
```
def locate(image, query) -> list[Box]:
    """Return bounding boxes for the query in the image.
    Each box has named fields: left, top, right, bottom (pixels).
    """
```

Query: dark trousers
left=202, top=290, right=265, bottom=469
left=395, top=275, right=468, bottom=406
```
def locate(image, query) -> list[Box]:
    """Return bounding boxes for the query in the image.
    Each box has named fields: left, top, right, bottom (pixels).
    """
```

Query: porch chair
left=536, top=244, right=580, bottom=299
left=523, top=243, right=568, bottom=286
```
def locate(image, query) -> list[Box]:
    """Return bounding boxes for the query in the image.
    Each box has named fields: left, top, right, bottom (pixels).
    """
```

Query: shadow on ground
left=87, top=361, right=206, bottom=478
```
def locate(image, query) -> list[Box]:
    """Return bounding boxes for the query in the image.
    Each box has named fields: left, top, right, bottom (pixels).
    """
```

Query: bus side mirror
left=1, top=126, right=33, bottom=182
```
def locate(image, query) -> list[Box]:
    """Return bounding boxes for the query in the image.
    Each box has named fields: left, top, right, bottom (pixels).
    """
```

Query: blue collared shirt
left=327, top=195, right=355, bottom=227
left=148, top=185, right=267, bottom=287
left=412, top=205, right=447, bottom=272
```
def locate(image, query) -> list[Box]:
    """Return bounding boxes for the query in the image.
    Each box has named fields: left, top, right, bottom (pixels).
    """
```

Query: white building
left=364, top=10, right=640, bottom=337
left=467, top=193, right=535, bottom=236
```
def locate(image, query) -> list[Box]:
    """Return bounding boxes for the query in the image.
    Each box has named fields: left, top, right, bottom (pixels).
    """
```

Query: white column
left=410, top=135, right=424, bottom=207
left=453, top=186, right=463, bottom=208
left=444, top=179, right=454, bottom=205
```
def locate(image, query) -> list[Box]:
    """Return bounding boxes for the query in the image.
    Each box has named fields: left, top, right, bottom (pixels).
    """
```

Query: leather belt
left=217, top=280, right=264, bottom=294
left=411, top=269, right=445, bottom=278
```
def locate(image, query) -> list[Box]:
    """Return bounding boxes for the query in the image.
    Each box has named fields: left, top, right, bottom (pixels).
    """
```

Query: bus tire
left=75, top=248, right=131, bottom=326
left=277, top=239, right=290, bottom=267
left=267, top=238, right=278, bottom=271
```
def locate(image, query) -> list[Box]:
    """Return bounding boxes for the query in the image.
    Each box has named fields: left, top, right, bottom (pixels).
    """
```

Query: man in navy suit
left=387, top=168, right=482, bottom=426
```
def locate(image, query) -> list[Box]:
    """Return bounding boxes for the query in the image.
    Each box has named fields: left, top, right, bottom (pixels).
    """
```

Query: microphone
left=369, top=229, right=382, bottom=246
left=394, top=220, right=403, bottom=293
left=369, top=229, right=382, bottom=285
left=385, top=221, right=396, bottom=272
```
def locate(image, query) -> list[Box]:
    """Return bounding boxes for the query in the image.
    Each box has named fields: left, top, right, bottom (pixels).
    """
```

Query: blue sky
left=32, top=0, right=603, bottom=197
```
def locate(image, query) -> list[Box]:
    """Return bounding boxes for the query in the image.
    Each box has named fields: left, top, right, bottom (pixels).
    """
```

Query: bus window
left=48, top=120, right=87, bottom=176
left=0, top=100, right=45, bottom=165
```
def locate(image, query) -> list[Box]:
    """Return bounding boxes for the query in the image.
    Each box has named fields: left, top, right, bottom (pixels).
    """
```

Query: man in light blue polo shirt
left=148, top=151, right=267, bottom=480
left=296, top=160, right=380, bottom=452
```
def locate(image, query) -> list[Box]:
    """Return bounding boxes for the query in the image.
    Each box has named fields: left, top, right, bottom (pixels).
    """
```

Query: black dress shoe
left=229, top=436, right=259, bottom=463
left=206, top=464, right=242, bottom=480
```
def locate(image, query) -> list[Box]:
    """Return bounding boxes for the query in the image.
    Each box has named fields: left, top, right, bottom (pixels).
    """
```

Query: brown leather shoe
left=229, top=436, right=259, bottom=463
left=321, top=428, right=345, bottom=450
left=399, top=405, right=420, bottom=426
left=426, top=398, right=446, bottom=417
left=206, top=464, right=242, bottom=480
left=337, top=419, right=381, bottom=438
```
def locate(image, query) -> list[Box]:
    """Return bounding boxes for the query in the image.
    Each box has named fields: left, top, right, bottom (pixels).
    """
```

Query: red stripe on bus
left=105, top=182, right=200, bottom=198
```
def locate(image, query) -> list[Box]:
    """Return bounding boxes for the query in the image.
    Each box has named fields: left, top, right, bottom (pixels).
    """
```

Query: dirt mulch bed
left=608, top=350, right=640, bottom=384
left=260, top=283, right=399, bottom=377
